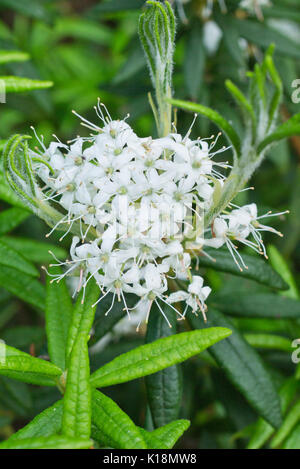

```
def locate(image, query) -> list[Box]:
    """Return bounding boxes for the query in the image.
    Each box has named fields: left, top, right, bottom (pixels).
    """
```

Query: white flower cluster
left=239, top=0, right=272, bottom=14
left=31, top=101, right=284, bottom=328
left=200, top=204, right=287, bottom=271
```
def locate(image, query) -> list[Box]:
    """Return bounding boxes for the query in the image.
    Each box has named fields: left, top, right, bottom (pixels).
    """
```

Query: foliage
left=0, top=0, right=299, bottom=450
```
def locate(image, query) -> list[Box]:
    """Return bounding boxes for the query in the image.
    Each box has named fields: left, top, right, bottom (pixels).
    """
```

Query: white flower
left=168, top=275, right=211, bottom=321
left=202, top=203, right=288, bottom=270
left=239, top=0, right=271, bottom=20
left=32, top=100, right=285, bottom=328
left=203, top=21, right=223, bottom=55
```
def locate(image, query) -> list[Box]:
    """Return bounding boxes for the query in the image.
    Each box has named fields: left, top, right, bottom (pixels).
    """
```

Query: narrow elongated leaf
left=218, top=16, right=245, bottom=67
left=92, top=389, right=147, bottom=449
left=0, top=289, right=11, bottom=304
left=150, top=419, right=190, bottom=449
left=145, top=305, right=182, bottom=428
left=0, top=208, right=29, bottom=236
left=211, top=293, right=300, bottom=319
left=1, top=236, right=67, bottom=264
left=0, top=173, right=27, bottom=208
left=46, top=267, right=72, bottom=370
left=55, top=18, right=112, bottom=44
left=233, top=19, right=300, bottom=59
left=271, top=400, right=300, bottom=448
left=113, top=46, right=145, bottom=85
left=1, top=326, right=45, bottom=350
left=0, top=377, right=32, bottom=417
left=138, top=428, right=167, bottom=449
left=0, top=302, right=16, bottom=329
left=90, top=327, right=231, bottom=388
left=168, top=98, right=241, bottom=158
left=194, top=249, right=288, bottom=290
left=7, top=400, right=63, bottom=442
left=66, top=278, right=99, bottom=362
left=258, top=114, right=300, bottom=152
left=225, top=79, right=256, bottom=137
left=0, top=265, right=45, bottom=310
left=0, top=239, right=38, bottom=277
left=62, top=333, right=91, bottom=439
left=88, top=0, right=144, bottom=14
left=0, top=50, right=29, bottom=64
left=189, top=309, right=282, bottom=428
left=184, top=27, right=205, bottom=100
left=0, top=416, right=11, bottom=427
left=244, top=334, right=292, bottom=353
left=0, top=343, right=62, bottom=386
left=0, top=76, right=53, bottom=93
left=93, top=293, right=137, bottom=342
left=247, top=378, right=298, bottom=449
left=282, top=423, right=300, bottom=449
left=267, top=245, right=299, bottom=300
left=0, top=435, right=93, bottom=450
left=0, top=0, right=50, bottom=20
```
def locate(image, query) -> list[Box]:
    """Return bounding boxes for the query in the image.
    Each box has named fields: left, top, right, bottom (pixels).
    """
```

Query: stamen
left=154, top=299, right=172, bottom=328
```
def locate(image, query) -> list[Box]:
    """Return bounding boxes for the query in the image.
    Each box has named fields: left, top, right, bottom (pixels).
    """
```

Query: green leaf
left=271, top=400, right=300, bottom=448
left=247, top=378, right=298, bottom=449
left=138, top=428, right=167, bottom=449
left=0, top=208, right=29, bottom=236
left=0, top=76, right=53, bottom=93
left=0, top=50, right=29, bottom=64
left=2, top=326, right=45, bottom=350
left=46, top=267, right=72, bottom=370
left=87, top=0, right=144, bottom=14
left=91, top=389, right=147, bottom=449
left=0, top=172, right=28, bottom=209
left=194, top=249, right=288, bottom=290
left=0, top=343, right=62, bottom=386
left=264, top=52, right=283, bottom=130
left=62, top=333, right=91, bottom=440
left=218, top=16, right=245, bottom=67
left=93, top=293, right=137, bottom=343
left=257, top=114, right=300, bottom=153
left=0, top=435, right=93, bottom=450
left=282, top=422, right=300, bottom=449
left=113, top=46, right=145, bottom=85
left=0, top=236, right=67, bottom=264
left=0, top=265, right=45, bottom=310
left=0, top=302, right=16, bottom=329
left=233, top=18, right=300, bottom=59
left=150, top=419, right=190, bottom=449
left=267, top=245, right=299, bottom=300
left=6, top=400, right=63, bottom=442
left=244, top=334, right=292, bottom=353
left=65, top=278, right=99, bottom=362
left=0, top=377, right=32, bottom=417
left=0, top=415, right=11, bottom=428
left=168, top=98, right=241, bottom=158
left=211, top=293, right=300, bottom=319
left=90, top=327, right=232, bottom=388
left=189, top=309, right=282, bottom=429
left=55, top=18, right=112, bottom=44
left=0, top=239, right=38, bottom=277
left=184, top=27, right=205, bottom=100
left=0, top=0, right=51, bottom=20
left=145, top=304, right=182, bottom=428
left=225, top=79, right=256, bottom=138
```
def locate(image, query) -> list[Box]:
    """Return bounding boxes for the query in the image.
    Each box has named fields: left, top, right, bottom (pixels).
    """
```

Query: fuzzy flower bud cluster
left=29, top=101, right=285, bottom=328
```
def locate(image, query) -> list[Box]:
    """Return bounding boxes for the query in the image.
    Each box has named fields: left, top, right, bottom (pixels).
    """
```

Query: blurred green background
left=0, top=0, right=299, bottom=448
